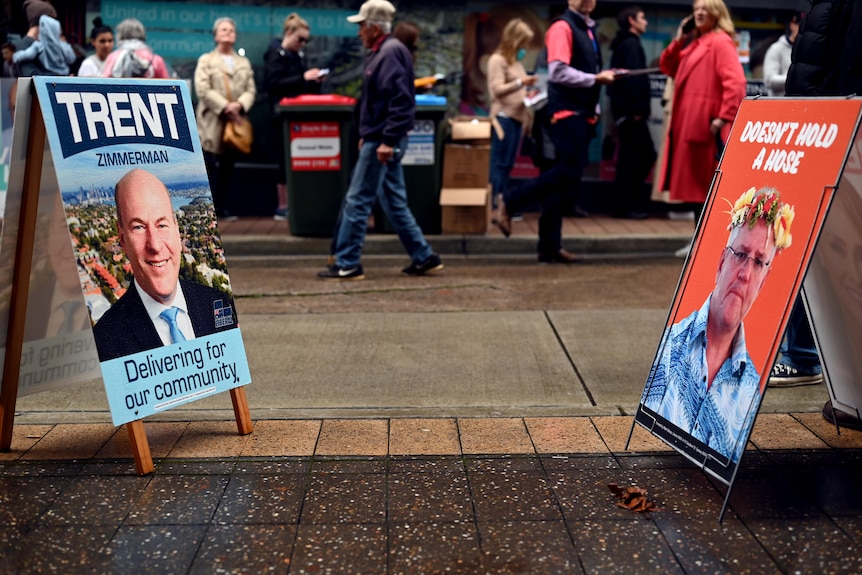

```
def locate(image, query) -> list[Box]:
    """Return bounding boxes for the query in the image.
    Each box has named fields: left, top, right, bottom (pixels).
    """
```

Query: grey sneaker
left=273, top=207, right=289, bottom=221
left=768, top=363, right=823, bottom=387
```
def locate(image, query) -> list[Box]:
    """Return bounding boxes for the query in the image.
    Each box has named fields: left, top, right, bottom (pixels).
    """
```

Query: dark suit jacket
left=93, top=278, right=238, bottom=362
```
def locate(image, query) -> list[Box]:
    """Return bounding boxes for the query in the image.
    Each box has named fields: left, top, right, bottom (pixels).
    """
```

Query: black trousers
left=612, top=117, right=656, bottom=215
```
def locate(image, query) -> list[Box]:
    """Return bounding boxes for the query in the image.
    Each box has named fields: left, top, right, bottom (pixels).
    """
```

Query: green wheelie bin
left=276, top=94, right=357, bottom=236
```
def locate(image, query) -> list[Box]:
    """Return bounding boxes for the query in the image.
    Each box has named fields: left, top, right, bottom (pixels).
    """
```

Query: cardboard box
left=442, top=143, right=490, bottom=189
left=449, top=116, right=492, bottom=142
left=439, top=187, right=490, bottom=234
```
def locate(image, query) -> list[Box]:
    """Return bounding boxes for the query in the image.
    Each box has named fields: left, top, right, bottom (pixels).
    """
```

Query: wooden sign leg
left=0, top=90, right=45, bottom=451
left=230, top=386, right=253, bottom=435
left=126, top=420, right=154, bottom=475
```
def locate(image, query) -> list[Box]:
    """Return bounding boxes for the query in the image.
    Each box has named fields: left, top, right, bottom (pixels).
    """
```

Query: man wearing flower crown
left=643, top=187, right=794, bottom=462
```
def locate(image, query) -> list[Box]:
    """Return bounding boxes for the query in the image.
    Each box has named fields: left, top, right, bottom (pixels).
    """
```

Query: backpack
left=111, top=48, right=153, bottom=78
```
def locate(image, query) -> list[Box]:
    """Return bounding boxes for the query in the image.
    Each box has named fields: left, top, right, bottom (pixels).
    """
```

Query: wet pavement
left=5, top=214, right=862, bottom=573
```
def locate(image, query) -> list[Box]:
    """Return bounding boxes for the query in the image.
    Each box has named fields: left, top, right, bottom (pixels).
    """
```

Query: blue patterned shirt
left=643, top=296, right=761, bottom=462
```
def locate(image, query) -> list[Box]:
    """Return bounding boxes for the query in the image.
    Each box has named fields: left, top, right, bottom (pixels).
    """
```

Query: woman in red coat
left=658, top=0, right=746, bottom=216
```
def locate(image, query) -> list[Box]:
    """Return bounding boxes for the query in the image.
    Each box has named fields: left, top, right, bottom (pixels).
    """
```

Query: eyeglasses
left=298, top=36, right=309, bottom=44
left=725, top=246, right=770, bottom=270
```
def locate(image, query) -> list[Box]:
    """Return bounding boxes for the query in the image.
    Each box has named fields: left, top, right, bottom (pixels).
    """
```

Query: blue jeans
left=489, top=116, right=522, bottom=209
left=332, top=138, right=433, bottom=268
left=779, top=296, right=822, bottom=374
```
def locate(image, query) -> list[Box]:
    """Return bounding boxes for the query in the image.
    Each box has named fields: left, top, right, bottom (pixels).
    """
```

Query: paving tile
left=291, top=524, right=387, bottom=574
left=525, top=417, right=608, bottom=454
left=11, top=525, right=116, bottom=573
left=568, top=519, right=685, bottom=574
left=302, top=473, right=386, bottom=524
left=389, top=521, right=483, bottom=574
left=106, top=525, right=206, bottom=574
left=0, top=524, right=25, bottom=573
left=41, top=475, right=150, bottom=525
left=0, top=475, right=70, bottom=526
left=478, top=520, right=583, bottom=574
left=465, top=456, right=545, bottom=474
left=242, top=419, right=320, bottom=456
left=214, top=474, right=306, bottom=525
left=750, top=413, right=829, bottom=450
left=616, top=453, right=697, bottom=470
left=549, top=466, right=653, bottom=522
left=312, top=458, right=388, bottom=474
left=157, top=460, right=237, bottom=475
left=541, top=454, right=621, bottom=471
left=793, top=412, right=862, bottom=449
left=0, top=460, right=83, bottom=477
left=20, top=423, right=115, bottom=460
left=458, top=418, right=534, bottom=455
left=468, top=468, right=563, bottom=522
left=749, top=518, right=862, bottom=574
left=784, top=460, right=862, bottom=516
left=0, top=424, right=54, bottom=461
left=234, top=459, right=311, bottom=475
left=96, top=421, right=188, bottom=459
left=832, top=516, right=862, bottom=547
left=188, top=525, right=296, bottom=574
left=591, top=416, right=674, bottom=453
left=653, top=516, right=778, bottom=574
left=125, top=475, right=230, bottom=525
left=622, top=467, right=730, bottom=520
left=167, top=421, right=252, bottom=458
left=388, top=464, right=472, bottom=522
left=389, top=457, right=466, bottom=475
left=726, top=466, right=824, bottom=520
left=389, top=418, right=460, bottom=455
left=315, top=420, right=388, bottom=456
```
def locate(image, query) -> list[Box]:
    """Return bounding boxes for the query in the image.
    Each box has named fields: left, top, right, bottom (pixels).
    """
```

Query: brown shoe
left=822, top=400, right=862, bottom=431
left=494, top=197, right=511, bottom=238
left=538, top=249, right=580, bottom=264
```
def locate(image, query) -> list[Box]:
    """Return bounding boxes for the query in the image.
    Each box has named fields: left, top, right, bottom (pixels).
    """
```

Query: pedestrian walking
left=317, top=0, right=442, bottom=281
left=487, top=18, right=537, bottom=215
left=495, top=0, right=616, bottom=264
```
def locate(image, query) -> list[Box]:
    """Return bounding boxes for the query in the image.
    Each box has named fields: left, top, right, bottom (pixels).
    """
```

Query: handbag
left=221, top=72, right=253, bottom=154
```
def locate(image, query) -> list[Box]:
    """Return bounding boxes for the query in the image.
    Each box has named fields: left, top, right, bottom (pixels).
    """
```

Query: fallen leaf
left=608, top=482, right=660, bottom=514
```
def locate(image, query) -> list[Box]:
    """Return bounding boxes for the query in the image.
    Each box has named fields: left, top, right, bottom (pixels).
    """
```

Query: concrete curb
left=221, top=233, right=692, bottom=257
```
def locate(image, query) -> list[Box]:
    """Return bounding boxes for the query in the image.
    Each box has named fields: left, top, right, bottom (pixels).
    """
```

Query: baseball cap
left=346, top=0, right=396, bottom=24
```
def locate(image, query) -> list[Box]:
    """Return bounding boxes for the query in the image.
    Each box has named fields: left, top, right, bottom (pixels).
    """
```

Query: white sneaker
left=674, top=241, right=692, bottom=258
left=668, top=210, right=695, bottom=221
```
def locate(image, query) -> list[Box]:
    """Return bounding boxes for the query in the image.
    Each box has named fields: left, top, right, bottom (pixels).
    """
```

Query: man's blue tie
left=160, top=307, right=187, bottom=343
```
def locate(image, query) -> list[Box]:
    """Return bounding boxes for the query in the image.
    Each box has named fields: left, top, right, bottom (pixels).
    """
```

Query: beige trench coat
left=194, top=49, right=257, bottom=154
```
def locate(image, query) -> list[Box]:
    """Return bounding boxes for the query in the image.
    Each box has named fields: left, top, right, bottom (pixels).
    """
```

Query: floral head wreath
left=726, top=187, right=795, bottom=250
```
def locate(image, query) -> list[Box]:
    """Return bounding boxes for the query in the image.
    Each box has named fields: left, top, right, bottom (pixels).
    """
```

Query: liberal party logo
left=46, top=82, right=194, bottom=158
left=213, top=299, right=235, bottom=329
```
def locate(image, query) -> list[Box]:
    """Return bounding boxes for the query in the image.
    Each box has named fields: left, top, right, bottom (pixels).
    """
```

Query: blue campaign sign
left=32, top=77, right=252, bottom=426
left=100, top=329, right=251, bottom=426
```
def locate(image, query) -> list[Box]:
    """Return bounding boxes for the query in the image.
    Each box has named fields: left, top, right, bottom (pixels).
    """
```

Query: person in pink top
left=101, top=18, right=170, bottom=79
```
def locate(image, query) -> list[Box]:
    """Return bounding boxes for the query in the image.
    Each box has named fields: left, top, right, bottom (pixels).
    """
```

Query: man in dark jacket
left=778, top=0, right=862, bottom=429
left=318, top=0, right=442, bottom=281
left=608, top=5, right=656, bottom=219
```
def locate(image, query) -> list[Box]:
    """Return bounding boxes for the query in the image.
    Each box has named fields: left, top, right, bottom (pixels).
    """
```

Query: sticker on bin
left=290, top=121, right=341, bottom=171
left=403, top=119, right=435, bottom=166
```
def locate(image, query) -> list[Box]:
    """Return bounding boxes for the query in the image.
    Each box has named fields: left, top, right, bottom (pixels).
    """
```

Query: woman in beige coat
left=194, top=17, right=256, bottom=221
